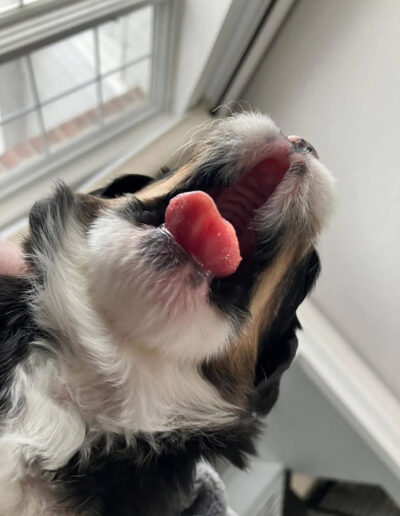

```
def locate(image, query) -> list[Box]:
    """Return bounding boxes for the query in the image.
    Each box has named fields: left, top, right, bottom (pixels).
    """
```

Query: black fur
left=0, top=275, right=38, bottom=415
left=92, top=174, right=154, bottom=198
left=24, top=183, right=76, bottom=278
left=254, top=250, right=321, bottom=414
left=24, top=183, right=100, bottom=282
left=55, top=417, right=259, bottom=516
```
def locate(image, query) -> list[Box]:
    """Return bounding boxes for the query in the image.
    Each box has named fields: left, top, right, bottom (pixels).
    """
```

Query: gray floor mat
left=309, top=482, right=400, bottom=516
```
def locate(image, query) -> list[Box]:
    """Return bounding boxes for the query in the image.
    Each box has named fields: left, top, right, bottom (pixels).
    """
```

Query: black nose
left=288, top=135, right=319, bottom=159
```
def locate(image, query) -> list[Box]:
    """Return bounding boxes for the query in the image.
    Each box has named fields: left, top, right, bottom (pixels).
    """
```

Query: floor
left=285, top=478, right=400, bottom=516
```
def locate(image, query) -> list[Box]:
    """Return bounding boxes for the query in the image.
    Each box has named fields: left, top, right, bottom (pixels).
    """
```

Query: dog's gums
left=164, top=191, right=242, bottom=278
left=163, top=140, right=292, bottom=278
left=205, top=143, right=292, bottom=260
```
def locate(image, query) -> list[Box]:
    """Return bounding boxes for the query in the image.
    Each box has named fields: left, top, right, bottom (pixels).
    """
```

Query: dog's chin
left=88, top=216, right=233, bottom=363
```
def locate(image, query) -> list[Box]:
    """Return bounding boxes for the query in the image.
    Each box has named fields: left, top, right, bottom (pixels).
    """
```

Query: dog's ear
left=26, top=182, right=75, bottom=252
left=253, top=325, right=298, bottom=415
left=253, top=250, right=321, bottom=415
left=91, top=174, right=153, bottom=198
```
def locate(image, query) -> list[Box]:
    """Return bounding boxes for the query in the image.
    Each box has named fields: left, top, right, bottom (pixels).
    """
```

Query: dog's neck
left=25, top=218, right=237, bottom=438
left=0, top=235, right=242, bottom=515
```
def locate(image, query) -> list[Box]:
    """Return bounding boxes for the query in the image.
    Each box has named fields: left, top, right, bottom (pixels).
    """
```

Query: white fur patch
left=194, top=112, right=284, bottom=182
left=254, top=154, right=336, bottom=247
left=192, top=112, right=336, bottom=244
left=88, top=215, right=234, bottom=362
left=32, top=214, right=237, bottom=434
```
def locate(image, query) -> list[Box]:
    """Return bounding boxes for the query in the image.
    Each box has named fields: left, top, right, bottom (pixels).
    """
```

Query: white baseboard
left=297, top=300, right=400, bottom=484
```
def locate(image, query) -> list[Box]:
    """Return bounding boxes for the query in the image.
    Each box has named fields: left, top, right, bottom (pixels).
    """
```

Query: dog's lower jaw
left=87, top=214, right=237, bottom=362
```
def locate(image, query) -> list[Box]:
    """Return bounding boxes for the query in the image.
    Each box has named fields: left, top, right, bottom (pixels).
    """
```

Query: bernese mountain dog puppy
left=0, top=113, right=335, bottom=515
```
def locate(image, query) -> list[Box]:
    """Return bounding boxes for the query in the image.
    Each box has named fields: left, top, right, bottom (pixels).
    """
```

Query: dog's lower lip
left=158, top=224, right=213, bottom=281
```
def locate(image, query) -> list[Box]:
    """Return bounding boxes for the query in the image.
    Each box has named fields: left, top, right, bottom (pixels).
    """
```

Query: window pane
left=42, top=84, right=98, bottom=150
left=99, top=6, right=153, bottom=75
left=101, top=60, right=150, bottom=121
left=0, top=0, right=18, bottom=14
left=31, top=30, right=95, bottom=102
left=126, top=6, right=153, bottom=62
left=0, top=112, right=43, bottom=173
left=0, top=57, right=34, bottom=119
left=0, top=3, right=160, bottom=177
left=98, top=18, right=123, bottom=75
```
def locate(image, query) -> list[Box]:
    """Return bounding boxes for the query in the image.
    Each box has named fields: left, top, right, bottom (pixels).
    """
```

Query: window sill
left=0, top=105, right=211, bottom=238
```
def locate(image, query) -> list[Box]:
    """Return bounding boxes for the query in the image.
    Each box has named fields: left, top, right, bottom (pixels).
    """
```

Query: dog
left=0, top=113, right=335, bottom=515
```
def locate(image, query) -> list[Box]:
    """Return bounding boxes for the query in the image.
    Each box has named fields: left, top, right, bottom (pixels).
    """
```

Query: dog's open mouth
left=158, top=139, right=295, bottom=278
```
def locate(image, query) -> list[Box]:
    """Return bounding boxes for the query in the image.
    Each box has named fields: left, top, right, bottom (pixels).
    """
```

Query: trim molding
left=0, top=0, right=167, bottom=62
left=216, top=0, right=296, bottom=112
left=297, top=300, right=400, bottom=483
left=190, top=0, right=273, bottom=109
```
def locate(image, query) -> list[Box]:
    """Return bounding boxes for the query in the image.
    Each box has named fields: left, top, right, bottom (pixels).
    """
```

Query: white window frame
left=0, top=0, right=292, bottom=234
left=0, top=0, right=174, bottom=216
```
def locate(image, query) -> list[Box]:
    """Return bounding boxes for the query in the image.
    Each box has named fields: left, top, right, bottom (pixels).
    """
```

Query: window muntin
left=31, top=30, right=96, bottom=103
left=0, top=2, right=160, bottom=179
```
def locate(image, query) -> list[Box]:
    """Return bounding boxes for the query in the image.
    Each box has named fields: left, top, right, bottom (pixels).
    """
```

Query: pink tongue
left=164, top=191, right=242, bottom=278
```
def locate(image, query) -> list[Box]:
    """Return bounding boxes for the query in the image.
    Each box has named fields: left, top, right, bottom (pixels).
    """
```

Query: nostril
left=288, top=135, right=319, bottom=159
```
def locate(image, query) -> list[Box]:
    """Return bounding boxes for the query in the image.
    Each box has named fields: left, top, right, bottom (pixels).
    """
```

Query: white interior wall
left=259, top=360, right=400, bottom=505
left=242, top=0, right=400, bottom=398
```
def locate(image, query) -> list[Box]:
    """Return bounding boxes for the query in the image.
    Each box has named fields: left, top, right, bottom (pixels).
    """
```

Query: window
left=0, top=0, right=170, bottom=182
left=0, top=0, right=40, bottom=15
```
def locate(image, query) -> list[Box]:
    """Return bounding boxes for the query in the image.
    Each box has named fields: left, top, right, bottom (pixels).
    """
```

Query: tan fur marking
left=204, top=249, right=296, bottom=407
left=248, top=250, right=295, bottom=335
left=99, top=164, right=192, bottom=211
left=135, top=164, right=192, bottom=202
